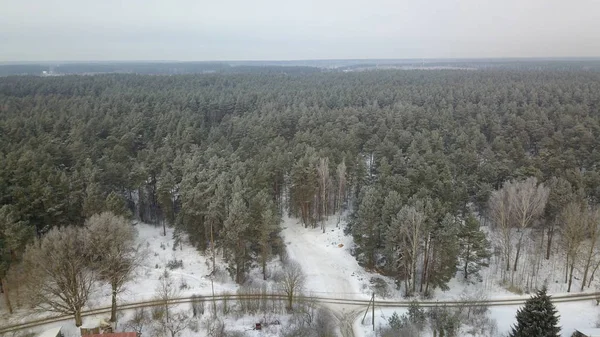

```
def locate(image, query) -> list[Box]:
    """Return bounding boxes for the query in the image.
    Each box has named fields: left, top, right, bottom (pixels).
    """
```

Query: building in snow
left=574, top=328, right=600, bottom=337
left=37, top=327, right=63, bottom=337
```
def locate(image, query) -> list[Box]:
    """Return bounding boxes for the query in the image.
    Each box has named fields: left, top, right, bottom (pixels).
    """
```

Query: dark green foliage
left=426, top=214, right=461, bottom=293
left=224, top=177, right=250, bottom=284
left=509, top=286, right=561, bottom=337
left=386, top=302, right=426, bottom=335
left=0, top=68, right=599, bottom=296
left=407, top=300, right=427, bottom=330
left=105, top=191, right=131, bottom=219
left=353, top=186, right=381, bottom=269
left=0, top=205, right=33, bottom=283
left=388, top=312, right=404, bottom=331
left=428, top=305, right=462, bottom=337
left=458, top=215, right=491, bottom=281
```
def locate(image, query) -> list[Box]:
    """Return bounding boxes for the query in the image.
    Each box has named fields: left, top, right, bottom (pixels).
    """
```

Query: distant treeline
left=2, top=59, right=600, bottom=76
left=0, top=62, right=322, bottom=76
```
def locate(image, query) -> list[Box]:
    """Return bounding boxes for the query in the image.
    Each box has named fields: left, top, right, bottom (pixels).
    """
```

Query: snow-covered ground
left=1, top=222, right=251, bottom=336
left=3, top=214, right=600, bottom=337
left=354, top=301, right=600, bottom=337
left=280, top=214, right=600, bottom=337
left=99, top=222, right=237, bottom=304
left=281, top=215, right=389, bottom=300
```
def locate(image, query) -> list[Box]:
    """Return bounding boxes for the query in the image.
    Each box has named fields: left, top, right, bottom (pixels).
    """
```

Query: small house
left=574, top=328, right=600, bottom=337
left=37, top=327, right=63, bottom=337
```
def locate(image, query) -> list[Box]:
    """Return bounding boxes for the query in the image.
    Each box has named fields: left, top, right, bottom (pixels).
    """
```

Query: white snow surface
left=281, top=215, right=378, bottom=300
left=355, top=301, right=600, bottom=337
left=3, top=216, right=600, bottom=337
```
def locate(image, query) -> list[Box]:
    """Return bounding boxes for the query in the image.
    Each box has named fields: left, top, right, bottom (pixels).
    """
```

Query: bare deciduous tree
left=278, top=260, right=306, bottom=311
left=488, top=184, right=514, bottom=275
left=582, top=206, right=600, bottom=290
left=336, top=160, right=347, bottom=226
left=489, top=177, right=549, bottom=280
left=508, top=177, right=549, bottom=272
left=561, top=202, right=587, bottom=292
left=202, top=317, right=226, bottom=337
left=316, top=157, right=330, bottom=233
left=124, top=307, right=150, bottom=335
left=85, top=211, right=143, bottom=322
left=23, top=226, right=94, bottom=326
left=396, top=205, right=425, bottom=295
left=154, top=270, right=190, bottom=337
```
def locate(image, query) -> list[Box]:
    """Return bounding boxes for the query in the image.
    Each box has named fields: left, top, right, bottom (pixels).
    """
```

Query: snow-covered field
left=3, top=215, right=600, bottom=337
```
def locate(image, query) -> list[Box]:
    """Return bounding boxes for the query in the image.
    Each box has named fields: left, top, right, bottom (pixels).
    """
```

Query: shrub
left=370, top=277, right=390, bottom=298
left=167, top=259, right=183, bottom=270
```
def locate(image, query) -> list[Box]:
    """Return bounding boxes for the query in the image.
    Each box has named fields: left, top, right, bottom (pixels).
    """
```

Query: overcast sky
left=1, top=0, right=599, bottom=62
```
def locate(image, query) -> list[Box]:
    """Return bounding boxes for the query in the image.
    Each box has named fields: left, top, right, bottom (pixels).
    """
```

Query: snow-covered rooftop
left=576, top=328, right=600, bottom=337
left=37, top=327, right=62, bottom=337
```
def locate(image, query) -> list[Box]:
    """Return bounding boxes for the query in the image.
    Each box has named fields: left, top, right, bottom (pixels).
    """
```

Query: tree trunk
left=1, top=277, right=13, bottom=314
left=420, top=235, right=431, bottom=293
left=463, top=244, right=471, bottom=279
left=110, top=282, right=118, bottom=322
left=546, top=225, right=554, bottom=260
left=261, top=249, right=267, bottom=281
left=287, top=292, right=293, bottom=311
left=568, top=261, right=575, bottom=292
left=75, top=308, right=83, bottom=327
left=588, top=259, right=600, bottom=287
left=581, top=243, right=595, bottom=291
left=564, top=254, right=569, bottom=284
left=513, top=233, right=524, bottom=272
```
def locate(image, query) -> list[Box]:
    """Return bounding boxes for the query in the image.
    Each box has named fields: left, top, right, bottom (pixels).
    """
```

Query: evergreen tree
left=258, top=198, right=280, bottom=280
left=157, top=170, right=176, bottom=226
left=458, top=215, right=491, bottom=281
left=353, top=186, right=381, bottom=269
left=425, top=214, right=460, bottom=293
left=83, top=182, right=105, bottom=218
left=105, top=191, right=131, bottom=219
left=509, top=286, right=561, bottom=337
left=223, top=177, right=249, bottom=284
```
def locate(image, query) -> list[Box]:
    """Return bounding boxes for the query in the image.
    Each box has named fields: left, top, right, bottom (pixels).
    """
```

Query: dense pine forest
left=1, top=67, right=600, bottom=311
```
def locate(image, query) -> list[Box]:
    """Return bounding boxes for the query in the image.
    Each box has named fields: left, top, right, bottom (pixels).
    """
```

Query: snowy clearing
left=282, top=215, right=384, bottom=300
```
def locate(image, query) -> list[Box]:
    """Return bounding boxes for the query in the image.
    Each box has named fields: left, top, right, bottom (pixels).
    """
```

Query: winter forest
left=1, top=65, right=600, bottom=336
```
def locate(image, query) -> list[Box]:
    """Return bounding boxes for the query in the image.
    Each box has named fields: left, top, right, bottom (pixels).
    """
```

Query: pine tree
left=509, top=286, right=561, bottom=337
left=353, top=186, right=381, bottom=270
left=105, top=191, right=131, bottom=219
left=83, top=181, right=105, bottom=218
left=224, top=177, right=249, bottom=284
left=458, top=215, right=491, bottom=281
left=425, top=214, right=460, bottom=293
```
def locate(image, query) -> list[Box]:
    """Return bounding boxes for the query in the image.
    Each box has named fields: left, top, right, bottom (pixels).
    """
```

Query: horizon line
left=2, top=56, right=600, bottom=65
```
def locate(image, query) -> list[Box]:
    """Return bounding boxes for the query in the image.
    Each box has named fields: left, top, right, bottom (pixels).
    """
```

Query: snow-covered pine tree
left=224, top=176, right=249, bottom=284
left=509, top=286, right=561, bottom=337
left=458, top=214, right=491, bottom=281
left=424, top=213, right=460, bottom=293
left=353, top=186, right=381, bottom=270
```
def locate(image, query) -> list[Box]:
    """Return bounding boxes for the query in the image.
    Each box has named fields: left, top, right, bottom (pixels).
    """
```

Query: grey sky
left=1, top=0, right=599, bottom=61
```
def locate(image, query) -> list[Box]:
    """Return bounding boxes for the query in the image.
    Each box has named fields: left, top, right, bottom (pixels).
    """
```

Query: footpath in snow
left=281, top=215, right=385, bottom=300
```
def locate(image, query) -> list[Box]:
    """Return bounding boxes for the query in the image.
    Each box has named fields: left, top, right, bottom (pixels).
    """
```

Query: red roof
left=86, top=333, right=137, bottom=337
